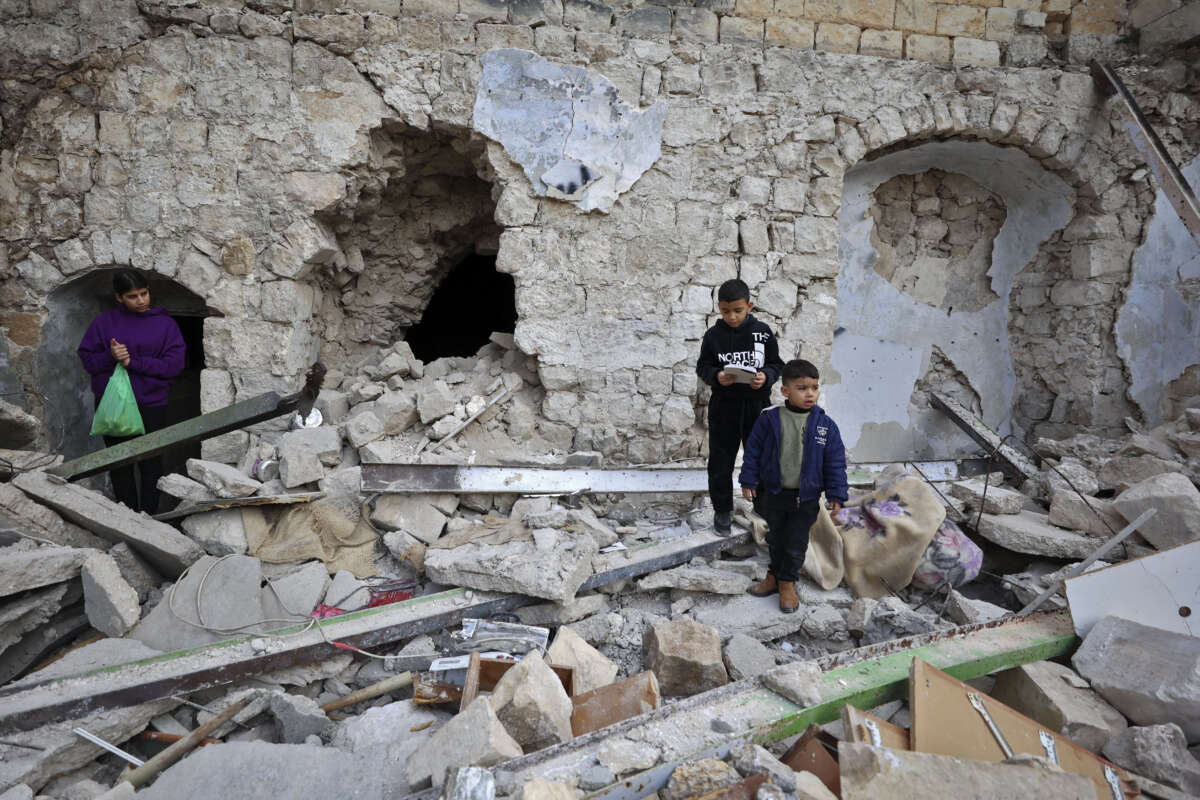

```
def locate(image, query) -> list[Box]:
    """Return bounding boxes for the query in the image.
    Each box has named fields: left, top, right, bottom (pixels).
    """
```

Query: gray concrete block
left=81, top=551, right=140, bottom=637
left=0, top=546, right=91, bottom=598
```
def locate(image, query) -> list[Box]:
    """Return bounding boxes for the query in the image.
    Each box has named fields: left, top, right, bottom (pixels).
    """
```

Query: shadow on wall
left=38, top=269, right=208, bottom=470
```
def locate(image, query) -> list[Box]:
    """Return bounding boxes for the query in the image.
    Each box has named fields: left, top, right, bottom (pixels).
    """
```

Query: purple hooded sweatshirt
left=77, top=306, right=186, bottom=408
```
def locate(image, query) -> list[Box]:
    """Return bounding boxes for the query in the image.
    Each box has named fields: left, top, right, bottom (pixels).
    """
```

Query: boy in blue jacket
left=739, top=359, right=848, bottom=613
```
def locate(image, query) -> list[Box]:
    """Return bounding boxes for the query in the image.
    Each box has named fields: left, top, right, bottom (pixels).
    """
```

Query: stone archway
left=39, top=269, right=209, bottom=466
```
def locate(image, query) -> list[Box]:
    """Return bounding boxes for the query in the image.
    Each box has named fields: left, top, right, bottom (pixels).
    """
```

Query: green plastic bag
left=90, top=363, right=145, bottom=437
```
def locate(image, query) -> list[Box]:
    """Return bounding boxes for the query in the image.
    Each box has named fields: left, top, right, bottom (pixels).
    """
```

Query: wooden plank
left=928, top=392, right=1039, bottom=483
left=780, top=725, right=840, bottom=797
left=909, top=658, right=1137, bottom=800
left=153, top=492, right=324, bottom=523
left=571, top=672, right=661, bottom=737
left=841, top=705, right=909, bottom=750
left=1065, top=538, right=1200, bottom=638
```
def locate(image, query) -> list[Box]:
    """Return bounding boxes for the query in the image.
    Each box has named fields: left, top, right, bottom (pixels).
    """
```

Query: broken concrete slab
left=330, top=700, right=446, bottom=793
left=407, top=697, right=523, bottom=789
left=133, top=741, right=384, bottom=800
left=417, top=380, right=457, bottom=424
left=944, top=590, right=1008, bottom=626
left=261, top=561, right=329, bottom=622
left=279, top=447, right=324, bottom=489
left=268, top=692, right=333, bottom=743
left=181, top=508, right=249, bottom=556
left=12, top=471, right=204, bottom=576
left=729, top=741, right=798, bottom=792
left=636, top=563, right=751, bottom=595
left=1102, top=724, right=1200, bottom=794
left=1072, top=615, right=1200, bottom=742
left=279, top=426, right=342, bottom=467
left=156, top=473, right=216, bottom=503
left=0, top=583, right=71, bottom=657
left=80, top=551, right=140, bottom=637
left=722, top=632, right=777, bottom=681
left=107, top=542, right=162, bottom=603
left=1047, top=490, right=1127, bottom=537
left=643, top=618, right=728, bottom=697
left=0, top=483, right=106, bottom=550
left=1113, top=471, right=1200, bottom=549
left=513, top=594, right=609, bottom=627
left=368, top=390, right=420, bottom=436
left=975, top=510, right=1101, bottom=559
left=425, top=531, right=598, bottom=604
left=763, top=660, right=823, bottom=707
left=490, top=650, right=574, bottom=751
left=128, top=554, right=264, bottom=652
left=0, top=546, right=91, bottom=597
left=564, top=506, right=619, bottom=548
left=447, top=766, right=496, bottom=800
left=15, top=637, right=162, bottom=685
left=185, top=458, right=262, bottom=498
left=546, top=625, right=618, bottom=695
left=990, top=660, right=1127, bottom=751
left=662, top=758, right=741, bottom=800
left=837, top=743, right=1096, bottom=798
left=1097, top=454, right=1181, bottom=493
left=343, top=410, right=383, bottom=448
left=1042, top=459, right=1100, bottom=497
left=370, top=495, right=448, bottom=544
left=949, top=478, right=1025, bottom=514
left=691, top=584, right=851, bottom=641
left=325, top=569, right=369, bottom=610
left=597, top=738, right=660, bottom=777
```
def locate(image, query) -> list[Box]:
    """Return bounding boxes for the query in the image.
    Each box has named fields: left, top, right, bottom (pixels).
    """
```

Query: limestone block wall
left=0, top=0, right=1196, bottom=463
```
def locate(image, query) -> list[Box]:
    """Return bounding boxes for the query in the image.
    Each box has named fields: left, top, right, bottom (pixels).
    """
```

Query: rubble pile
left=0, top=399, right=1198, bottom=797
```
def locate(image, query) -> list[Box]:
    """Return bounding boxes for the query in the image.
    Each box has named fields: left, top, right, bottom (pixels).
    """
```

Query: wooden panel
left=781, top=724, right=840, bottom=798
left=1065, top=539, right=1200, bottom=637
left=841, top=704, right=909, bottom=750
left=571, top=671, right=661, bottom=737
left=459, top=655, right=574, bottom=713
left=909, top=658, right=1138, bottom=799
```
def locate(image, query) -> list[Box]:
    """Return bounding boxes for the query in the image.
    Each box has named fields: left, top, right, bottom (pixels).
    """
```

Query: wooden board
left=841, top=704, right=909, bottom=750
left=459, top=655, right=574, bottom=712
left=909, top=658, right=1138, bottom=799
left=780, top=724, right=840, bottom=798
left=571, top=671, right=661, bottom=737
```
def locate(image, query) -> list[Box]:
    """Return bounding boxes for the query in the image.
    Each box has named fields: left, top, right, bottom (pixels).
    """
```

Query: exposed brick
left=674, top=8, right=719, bottom=41
left=720, top=15, right=764, bottom=44
left=1002, top=0, right=1041, bottom=8
left=618, top=5, right=670, bottom=38
left=564, top=0, right=613, bottom=31
left=906, top=31, right=951, bottom=60
left=815, top=21, right=861, bottom=52
left=805, top=0, right=896, bottom=28
left=896, top=0, right=937, bottom=32
left=1066, top=0, right=1126, bottom=34
left=774, top=0, right=806, bottom=18
left=734, top=0, right=771, bottom=16
left=476, top=23, right=535, bottom=48
left=859, top=28, right=904, bottom=56
left=985, top=6, right=1017, bottom=39
left=952, top=35, right=1001, bottom=65
left=1007, top=31, right=1048, bottom=64
left=1017, top=9, right=1047, bottom=26
left=766, top=17, right=815, bottom=47
left=460, top=0, right=510, bottom=23
left=534, top=24, right=575, bottom=55
left=937, top=5, right=986, bottom=35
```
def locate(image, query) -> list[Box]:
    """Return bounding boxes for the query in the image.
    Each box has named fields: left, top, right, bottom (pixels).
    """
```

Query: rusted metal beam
left=928, top=392, right=1040, bottom=484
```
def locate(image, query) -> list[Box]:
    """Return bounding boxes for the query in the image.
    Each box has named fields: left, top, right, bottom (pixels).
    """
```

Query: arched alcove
left=39, top=270, right=209, bottom=479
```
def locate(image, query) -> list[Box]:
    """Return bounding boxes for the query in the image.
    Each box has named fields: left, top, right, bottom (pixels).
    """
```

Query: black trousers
left=706, top=393, right=768, bottom=515
left=99, top=402, right=168, bottom=515
left=759, top=489, right=821, bottom=583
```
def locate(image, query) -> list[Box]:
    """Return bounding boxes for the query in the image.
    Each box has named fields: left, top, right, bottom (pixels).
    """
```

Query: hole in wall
left=405, top=252, right=516, bottom=363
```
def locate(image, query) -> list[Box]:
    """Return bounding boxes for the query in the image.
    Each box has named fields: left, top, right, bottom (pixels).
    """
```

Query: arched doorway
left=39, top=269, right=209, bottom=486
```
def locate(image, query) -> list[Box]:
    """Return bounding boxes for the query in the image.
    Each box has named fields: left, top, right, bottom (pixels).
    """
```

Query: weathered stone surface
left=108, top=542, right=162, bottom=602
left=129, top=555, right=264, bottom=652
left=838, top=743, right=1096, bottom=798
left=1098, top=455, right=1181, bottom=493
left=637, top=563, right=751, bottom=594
left=597, top=738, right=660, bottom=776
left=514, top=594, right=609, bottom=627
left=0, top=546, right=91, bottom=598
left=330, top=700, right=446, bottom=792
left=1073, top=615, right=1200, bottom=742
left=268, top=692, right=333, bottom=743
left=491, top=650, right=574, bottom=751
left=976, top=510, right=1100, bottom=558
left=182, top=508, right=249, bottom=556
left=279, top=448, right=325, bottom=489
left=156, top=473, right=217, bottom=503
left=407, top=698, right=523, bottom=789
left=546, top=625, right=618, bottom=695
left=186, top=459, right=262, bottom=499
left=370, top=495, right=448, bottom=544
left=134, top=742, right=383, bottom=800
left=763, top=661, right=823, bottom=706
left=990, top=660, right=1127, bottom=751
left=80, top=551, right=140, bottom=637
left=643, top=618, right=727, bottom=697
left=1113, top=472, right=1200, bottom=549
left=13, top=471, right=203, bottom=576
left=417, top=380, right=457, bottom=425
left=944, top=590, right=1008, bottom=626
left=473, top=49, right=666, bottom=213
left=949, top=479, right=1025, bottom=514
left=424, top=532, right=598, bottom=604
left=662, top=759, right=740, bottom=800
left=1102, top=724, right=1200, bottom=794
left=564, top=506, right=619, bottom=548
left=723, top=632, right=777, bottom=681
left=518, top=778, right=579, bottom=800
left=1047, top=490, right=1126, bottom=537
left=730, top=742, right=797, bottom=791
left=1042, top=459, right=1100, bottom=497
left=279, top=426, right=343, bottom=468
left=447, top=766, right=495, bottom=800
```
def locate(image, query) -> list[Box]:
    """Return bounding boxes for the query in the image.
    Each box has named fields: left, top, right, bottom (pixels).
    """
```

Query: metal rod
left=120, top=697, right=252, bottom=789
left=71, top=727, right=145, bottom=767
left=1016, top=508, right=1157, bottom=616
left=426, top=386, right=513, bottom=454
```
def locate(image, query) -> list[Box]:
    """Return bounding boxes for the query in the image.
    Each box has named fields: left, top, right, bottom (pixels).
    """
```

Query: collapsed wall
left=0, top=0, right=1197, bottom=464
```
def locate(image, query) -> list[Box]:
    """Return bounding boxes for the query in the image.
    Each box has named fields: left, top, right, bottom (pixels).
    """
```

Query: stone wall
left=0, top=0, right=1197, bottom=464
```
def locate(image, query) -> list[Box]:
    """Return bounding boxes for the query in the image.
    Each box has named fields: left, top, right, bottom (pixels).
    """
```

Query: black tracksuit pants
left=759, top=489, right=821, bottom=583
left=100, top=403, right=168, bottom=515
left=706, top=393, right=768, bottom=515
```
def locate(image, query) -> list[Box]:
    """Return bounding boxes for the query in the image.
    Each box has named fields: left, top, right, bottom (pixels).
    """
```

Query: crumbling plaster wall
left=0, top=0, right=1194, bottom=463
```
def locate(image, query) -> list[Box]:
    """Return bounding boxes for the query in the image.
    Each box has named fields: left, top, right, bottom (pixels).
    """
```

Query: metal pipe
left=71, top=727, right=145, bottom=767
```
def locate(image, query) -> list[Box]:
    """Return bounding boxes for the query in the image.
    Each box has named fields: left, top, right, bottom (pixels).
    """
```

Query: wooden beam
left=928, top=392, right=1039, bottom=483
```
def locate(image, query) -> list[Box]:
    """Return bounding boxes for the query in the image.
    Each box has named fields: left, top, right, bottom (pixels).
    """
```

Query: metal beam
left=0, top=530, right=748, bottom=734
left=928, top=392, right=1040, bottom=483
left=1091, top=60, right=1200, bottom=246
left=49, top=363, right=325, bottom=481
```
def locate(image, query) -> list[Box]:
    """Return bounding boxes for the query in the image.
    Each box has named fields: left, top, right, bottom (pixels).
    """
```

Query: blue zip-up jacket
left=738, top=403, right=849, bottom=504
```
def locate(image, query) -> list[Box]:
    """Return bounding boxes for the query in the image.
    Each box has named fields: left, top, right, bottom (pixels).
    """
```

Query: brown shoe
left=748, top=573, right=778, bottom=597
left=778, top=581, right=799, bottom=614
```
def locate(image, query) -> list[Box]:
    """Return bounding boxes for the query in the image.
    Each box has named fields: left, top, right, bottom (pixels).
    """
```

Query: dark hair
left=782, top=359, right=819, bottom=383
left=113, top=269, right=149, bottom=296
left=717, top=278, right=750, bottom=304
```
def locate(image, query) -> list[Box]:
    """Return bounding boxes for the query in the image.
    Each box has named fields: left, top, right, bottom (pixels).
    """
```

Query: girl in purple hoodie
left=77, top=270, right=186, bottom=514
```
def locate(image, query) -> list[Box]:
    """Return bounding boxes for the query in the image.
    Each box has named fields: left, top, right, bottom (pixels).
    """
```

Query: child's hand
left=827, top=501, right=842, bottom=516
left=717, top=371, right=736, bottom=386
left=742, top=487, right=756, bottom=500
left=750, top=371, right=766, bottom=389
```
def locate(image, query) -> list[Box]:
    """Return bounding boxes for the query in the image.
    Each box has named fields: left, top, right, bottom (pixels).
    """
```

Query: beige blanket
left=803, top=472, right=946, bottom=599
left=244, top=498, right=380, bottom=578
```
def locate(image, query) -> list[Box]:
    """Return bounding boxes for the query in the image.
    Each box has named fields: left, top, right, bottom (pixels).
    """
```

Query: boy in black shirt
left=695, top=279, right=784, bottom=535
